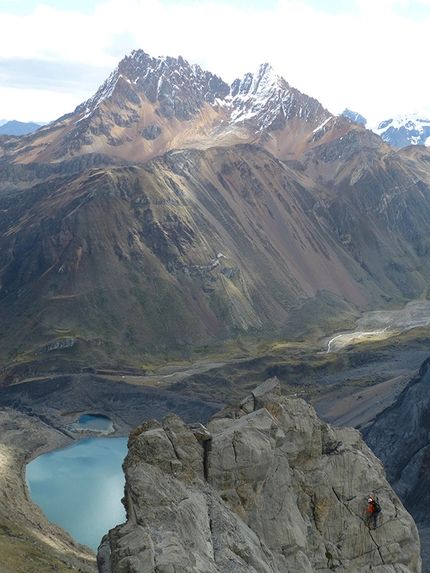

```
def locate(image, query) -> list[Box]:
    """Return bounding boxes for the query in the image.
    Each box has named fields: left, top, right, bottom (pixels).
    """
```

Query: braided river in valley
left=324, top=300, right=430, bottom=352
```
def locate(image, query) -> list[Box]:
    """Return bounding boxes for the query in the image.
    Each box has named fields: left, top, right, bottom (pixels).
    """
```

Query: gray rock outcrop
left=98, top=377, right=421, bottom=573
left=363, top=358, right=430, bottom=522
left=363, top=357, right=430, bottom=570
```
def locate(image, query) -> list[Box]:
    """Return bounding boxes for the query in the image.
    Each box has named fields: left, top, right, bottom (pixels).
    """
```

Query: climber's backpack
left=373, top=499, right=381, bottom=513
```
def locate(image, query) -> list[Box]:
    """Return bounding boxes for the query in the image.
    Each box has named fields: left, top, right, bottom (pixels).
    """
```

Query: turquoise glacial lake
left=26, top=436, right=128, bottom=552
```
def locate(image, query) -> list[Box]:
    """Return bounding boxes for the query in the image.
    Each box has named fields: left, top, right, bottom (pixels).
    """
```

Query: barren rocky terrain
left=99, top=377, right=421, bottom=573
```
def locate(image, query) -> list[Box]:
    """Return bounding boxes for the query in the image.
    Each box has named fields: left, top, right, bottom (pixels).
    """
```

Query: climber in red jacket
left=366, top=495, right=381, bottom=529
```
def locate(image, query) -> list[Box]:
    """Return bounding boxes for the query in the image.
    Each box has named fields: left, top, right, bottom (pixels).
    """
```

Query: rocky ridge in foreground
left=98, top=377, right=421, bottom=573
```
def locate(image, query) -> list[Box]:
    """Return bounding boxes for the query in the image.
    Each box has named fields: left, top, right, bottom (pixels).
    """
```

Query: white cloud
left=1, top=0, right=430, bottom=124
left=0, top=87, right=87, bottom=122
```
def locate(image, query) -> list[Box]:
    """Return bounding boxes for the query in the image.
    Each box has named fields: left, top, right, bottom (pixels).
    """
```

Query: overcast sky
left=1, top=0, right=429, bottom=126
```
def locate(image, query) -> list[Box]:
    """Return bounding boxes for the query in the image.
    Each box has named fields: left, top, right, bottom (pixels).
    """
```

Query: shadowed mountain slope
left=362, top=355, right=430, bottom=570
left=0, top=146, right=366, bottom=365
left=3, top=142, right=430, bottom=370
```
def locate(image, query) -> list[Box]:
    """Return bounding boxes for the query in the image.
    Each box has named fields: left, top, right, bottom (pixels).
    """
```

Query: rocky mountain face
left=363, top=357, right=430, bottom=566
left=3, top=50, right=430, bottom=372
left=0, top=49, right=350, bottom=168
left=374, top=112, right=430, bottom=148
left=98, top=378, right=421, bottom=573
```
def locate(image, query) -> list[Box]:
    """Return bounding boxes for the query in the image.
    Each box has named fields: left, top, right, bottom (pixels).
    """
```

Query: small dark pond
left=66, top=413, right=114, bottom=434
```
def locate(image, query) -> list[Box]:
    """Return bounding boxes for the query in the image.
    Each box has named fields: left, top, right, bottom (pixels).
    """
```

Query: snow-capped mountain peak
left=3, top=49, right=340, bottom=164
left=75, top=68, right=123, bottom=120
left=372, top=110, right=430, bottom=147
left=230, top=63, right=279, bottom=99
left=74, top=49, right=230, bottom=124
left=228, top=62, right=330, bottom=131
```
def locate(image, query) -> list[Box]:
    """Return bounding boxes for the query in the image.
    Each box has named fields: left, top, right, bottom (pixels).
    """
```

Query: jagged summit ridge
left=0, top=48, right=340, bottom=164
left=75, top=49, right=230, bottom=123
left=77, top=51, right=331, bottom=132
left=75, top=68, right=121, bottom=120
left=229, top=62, right=331, bottom=130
